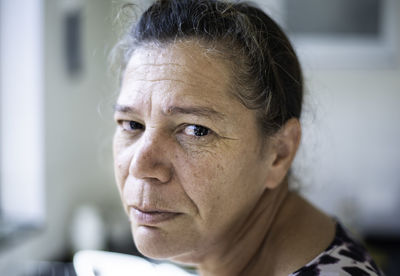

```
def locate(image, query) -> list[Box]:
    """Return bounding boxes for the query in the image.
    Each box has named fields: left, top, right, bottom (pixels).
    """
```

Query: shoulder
left=290, top=223, right=384, bottom=276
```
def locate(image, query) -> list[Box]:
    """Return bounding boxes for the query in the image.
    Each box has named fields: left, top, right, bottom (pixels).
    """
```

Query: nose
left=129, top=130, right=173, bottom=183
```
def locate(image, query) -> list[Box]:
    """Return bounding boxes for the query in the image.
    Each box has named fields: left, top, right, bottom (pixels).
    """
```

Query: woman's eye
left=184, top=125, right=210, bottom=137
left=121, top=120, right=144, bottom=132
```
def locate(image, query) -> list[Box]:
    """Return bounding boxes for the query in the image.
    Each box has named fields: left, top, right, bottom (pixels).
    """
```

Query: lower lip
left=130, top=208, right=181, bottom=225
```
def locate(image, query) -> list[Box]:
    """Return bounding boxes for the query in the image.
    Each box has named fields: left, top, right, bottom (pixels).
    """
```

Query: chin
left=132, top=225, right=204, bottom=266
left=133, top=225, right=184, bottom=260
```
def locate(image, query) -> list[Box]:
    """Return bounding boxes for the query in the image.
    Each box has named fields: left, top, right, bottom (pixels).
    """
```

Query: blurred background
left=0, top=0, right=399, bottom=275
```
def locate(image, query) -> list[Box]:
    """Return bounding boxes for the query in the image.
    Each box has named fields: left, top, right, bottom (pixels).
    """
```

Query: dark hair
left=114, top=0, right=303, bottom=135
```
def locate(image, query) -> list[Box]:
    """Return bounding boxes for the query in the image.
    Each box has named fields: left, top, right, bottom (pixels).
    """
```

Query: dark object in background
left=22, top=262, right=76, bottom=276
left=64, top=10, right=83, bottom=77
left=285, top=0, right=381, bottom=37
left=365, top=235, right=400, bottom=276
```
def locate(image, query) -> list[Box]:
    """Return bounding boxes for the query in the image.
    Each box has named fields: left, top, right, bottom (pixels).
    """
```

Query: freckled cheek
left=113, top=142, right=131, bottom=190
left=179, top=158, right=227, bottom=211
left=179, top=152, right=223, bottom=181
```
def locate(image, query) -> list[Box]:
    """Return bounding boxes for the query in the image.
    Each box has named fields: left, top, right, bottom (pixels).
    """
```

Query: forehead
left=119, top=42, right=235, bottom=106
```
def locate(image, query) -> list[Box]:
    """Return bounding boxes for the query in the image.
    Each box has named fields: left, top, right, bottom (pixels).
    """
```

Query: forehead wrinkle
left=124, top=62, right=183, bottom=74
left=131, top=78, right=200, bottom=89
left=127, top=47, right=231, bottom=90
left=126, top=63, right=226, bottom=90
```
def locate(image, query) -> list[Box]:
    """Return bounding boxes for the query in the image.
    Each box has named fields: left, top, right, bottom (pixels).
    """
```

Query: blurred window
left=0, top=0, right=45, bottom=245
left=275, top=0, right=398, bottom=69
left=286, top=0, right=381, bottom=37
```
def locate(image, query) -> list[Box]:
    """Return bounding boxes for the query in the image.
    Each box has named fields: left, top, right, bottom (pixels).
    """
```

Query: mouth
left=129, top=206, right=182, bottom=225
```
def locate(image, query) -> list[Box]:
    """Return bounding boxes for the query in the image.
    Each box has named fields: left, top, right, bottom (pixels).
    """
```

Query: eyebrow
left=114, top=104, right=135, bottom=113
left=113, top=104, right=226, bottom=120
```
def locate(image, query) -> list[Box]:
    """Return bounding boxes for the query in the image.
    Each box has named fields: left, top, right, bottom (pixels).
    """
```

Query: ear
left=264, top=118, right=301, bottom=189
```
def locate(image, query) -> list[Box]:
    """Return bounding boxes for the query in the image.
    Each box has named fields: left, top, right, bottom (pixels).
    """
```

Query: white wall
left=289, top=8, right=400, bottom=234
left=1, top=0, right=45, bottom=225
left=297, top=68, right=400, bottom=234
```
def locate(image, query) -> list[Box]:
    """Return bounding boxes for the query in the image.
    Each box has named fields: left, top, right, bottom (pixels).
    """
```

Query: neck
left=197, top=182, right=290, bottom=276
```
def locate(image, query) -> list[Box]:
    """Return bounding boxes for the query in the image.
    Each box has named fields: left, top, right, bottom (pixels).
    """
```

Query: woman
left=112, top=0, right=383, bottom=275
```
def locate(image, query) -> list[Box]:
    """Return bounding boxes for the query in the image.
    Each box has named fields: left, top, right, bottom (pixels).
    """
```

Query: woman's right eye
left=120, top=120, right=144, bottom=132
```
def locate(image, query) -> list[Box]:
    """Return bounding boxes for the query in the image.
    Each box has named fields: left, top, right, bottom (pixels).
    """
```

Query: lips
left=129, top=206, right=181, bottom=225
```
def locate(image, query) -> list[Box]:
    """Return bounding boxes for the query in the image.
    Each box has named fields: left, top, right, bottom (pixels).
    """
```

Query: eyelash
left=118, top=120, right=213, bottom=138
left=120, top=120, right=144, bottom=132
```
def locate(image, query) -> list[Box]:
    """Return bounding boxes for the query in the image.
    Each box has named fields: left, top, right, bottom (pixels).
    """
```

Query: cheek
left=179, top=143, right=264, bottom=226
left=178, top=153, right=231, bottom=216
left=113, top=136, right=131, bottom=190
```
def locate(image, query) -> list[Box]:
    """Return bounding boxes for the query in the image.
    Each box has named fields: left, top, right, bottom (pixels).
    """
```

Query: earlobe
left=264, top=118, right=301, bottom=189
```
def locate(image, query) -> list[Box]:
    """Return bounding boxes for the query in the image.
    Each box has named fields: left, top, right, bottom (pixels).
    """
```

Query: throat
left=198, top=183, right=290, bottom=276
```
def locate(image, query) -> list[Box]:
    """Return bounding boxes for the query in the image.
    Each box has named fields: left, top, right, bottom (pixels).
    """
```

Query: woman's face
left=113, top=42, right=273, bottom=262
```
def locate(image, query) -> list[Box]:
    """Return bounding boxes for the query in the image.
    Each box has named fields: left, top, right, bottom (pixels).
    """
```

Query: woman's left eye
left=183, top=125, right=211, bottom=137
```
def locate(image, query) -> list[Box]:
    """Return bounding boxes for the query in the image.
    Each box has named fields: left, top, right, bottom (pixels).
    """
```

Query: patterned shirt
left=290, top=223, right=384, bottom=276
